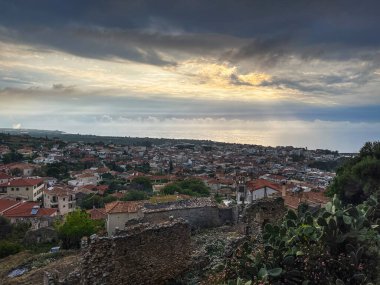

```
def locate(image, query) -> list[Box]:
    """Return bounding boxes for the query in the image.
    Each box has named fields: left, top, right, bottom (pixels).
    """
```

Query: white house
left=44, top=186, right=76, bottom=215
left=237, top=179, right=282, bottom=204
left=105, top=201, right=144, bottom=236
left=1, top=178, right=45, bottom=201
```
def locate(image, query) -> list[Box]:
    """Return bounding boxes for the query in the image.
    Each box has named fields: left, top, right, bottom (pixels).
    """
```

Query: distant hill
left=0, top=128, right=219, bottom=147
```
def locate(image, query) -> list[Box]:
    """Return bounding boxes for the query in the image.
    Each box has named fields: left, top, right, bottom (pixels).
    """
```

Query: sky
left=0, top=0, right=379, bottom=152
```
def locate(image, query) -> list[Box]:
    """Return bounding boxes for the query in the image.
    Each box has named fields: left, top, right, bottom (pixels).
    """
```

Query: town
left=0, top=130, right=356, bottom=284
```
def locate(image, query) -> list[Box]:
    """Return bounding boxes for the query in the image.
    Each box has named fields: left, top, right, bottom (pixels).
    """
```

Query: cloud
left=1, top=86, right=380, bottom=123
left=171, top=59, right=272, bottom=87
left=52, top=83, right=75, bottom=92
left=2, top=0, right=380, bottom=67
left=12, top=123, right=21, bottom=129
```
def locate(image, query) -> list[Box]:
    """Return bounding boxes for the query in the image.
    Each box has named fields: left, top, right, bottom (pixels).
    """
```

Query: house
left=2, top=201, right=57, bottom=229
left=79, top=184, right=109, bottom=195
left=3, top=163, right=36, bottom=176
left=17, top=148, right=34, bottom=158
left=44, top=187, right=76, bottom=215
left=105, top=201, right=144, bottom=236
left=0, top=172, right=13, bottom=191
left=0, top=178, right=45, bottom=201
left=237, top=179, right=282, bottom=204
left=68, top=173, right=100, bottom=187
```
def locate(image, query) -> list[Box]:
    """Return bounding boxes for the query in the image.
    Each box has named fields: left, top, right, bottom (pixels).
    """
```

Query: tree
left=0, top=216, right=12, bottom=239
left=121, top=190, right=147, bottom=201
left=161, top=179, right=210, bottom=197
left=162, top=184, right=181, bottom=195
left=2, top=150, right=23, bottom=164
left=169, top=160, right=174, bottom=174
left=135, top=162, right=151, bottom=173
left=79, top=194, right=104, bottom=209
left=44, top=162, right=70, bottom=180
left=131, top=177, right=152, bottom=193
left=327, top=141, right=380, bottom=204
left=10, top=167, right=23, bottom=177
left=56, top=210, right=97, bottom=249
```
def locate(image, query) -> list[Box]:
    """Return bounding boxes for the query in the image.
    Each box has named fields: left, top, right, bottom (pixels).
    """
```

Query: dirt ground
left=0, top=251, right=80, bottom=285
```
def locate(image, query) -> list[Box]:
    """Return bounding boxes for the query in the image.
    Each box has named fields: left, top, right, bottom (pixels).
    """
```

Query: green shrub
left=0, top=240, right=22, bottom=258
left=56, top=210, right=97, bottom=249
left=161, top=179, right=210, bottom=197
left=121, top=190, right=147, bottom=201
left=224, top=195, right=380, bottom=284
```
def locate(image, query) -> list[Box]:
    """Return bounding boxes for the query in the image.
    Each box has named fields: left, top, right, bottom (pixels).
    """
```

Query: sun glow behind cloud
left=1, top=0, right=380, bottom=152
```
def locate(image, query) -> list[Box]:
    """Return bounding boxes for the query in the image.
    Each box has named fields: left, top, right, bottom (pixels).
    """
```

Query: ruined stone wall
left=79, top=220, right=191, bottom=285
left=143, top=206, right=234, bottom=230
left=243, top=197, right=287, bottom=229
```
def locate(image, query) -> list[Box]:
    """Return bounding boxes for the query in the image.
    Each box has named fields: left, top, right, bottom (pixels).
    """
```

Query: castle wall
left=79, top=220, right=191, bottom=285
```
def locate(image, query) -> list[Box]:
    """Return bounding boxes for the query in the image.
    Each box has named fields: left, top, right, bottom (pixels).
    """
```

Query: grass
left=149, top=194, right=191, bottom=204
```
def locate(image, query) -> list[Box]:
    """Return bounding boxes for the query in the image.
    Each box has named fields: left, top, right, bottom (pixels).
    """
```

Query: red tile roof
left=0, top=178, right=44, bottom=187
left=86, top=208, right=106, bottom=220
left=81, top=185, right=109, bottom=195
left=3, top=202, right=57, bottom=218
left=283, top=191, right=330, bottom=209
left=247, top=179, right=282, bottom=192
left=44, top=187, right=74, bottom=197
left=0, top=172, right=12, bottom=180
left=111, top=192, right=124, bottom=199
left=4, top=163, right=35, bottom=170
left=105, top=201, right=142, bottom=214
left=0, top=198, right=20, bottom=214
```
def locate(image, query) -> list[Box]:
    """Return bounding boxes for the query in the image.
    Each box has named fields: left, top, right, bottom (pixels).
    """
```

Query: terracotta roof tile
left=86, top=208, right=106, bottom=220
left=247, top=179, right=281, bottom=192
left=3, top=202, right=57, bottom=218
left=44, top=187, right=74, bottom=197
left=0, top=172, right=12, bottom=179
left=0, top=198, right=20, bottom=214
left=0, top=178, right=44, bottom=187
left=105, top=201, right=143, bottom=214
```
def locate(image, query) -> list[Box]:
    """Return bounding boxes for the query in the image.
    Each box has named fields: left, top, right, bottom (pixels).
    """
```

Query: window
left=26, top=187, right=29, bottom=190
left=63, top=198, right=66, bottom=201
left=16, top=188, right=19, bottom=191
left=11, top=188, right=14, bottom=191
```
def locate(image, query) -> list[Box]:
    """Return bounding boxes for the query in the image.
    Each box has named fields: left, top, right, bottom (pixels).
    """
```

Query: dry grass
left=0, top=250, right=80, bottom=285
left=149, top=194, right=191, bottom=204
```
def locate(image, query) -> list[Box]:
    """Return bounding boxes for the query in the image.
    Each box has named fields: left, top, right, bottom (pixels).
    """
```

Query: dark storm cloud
left=1, top=0, right=380, bottom=66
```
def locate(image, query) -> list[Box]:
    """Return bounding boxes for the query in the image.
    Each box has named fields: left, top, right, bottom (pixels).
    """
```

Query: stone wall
left=23, top=227, right=58, bottom=246
left=243, top=197, right=287, bottom=229
left=141, top=198, right=236, bottom=230
left=79, top=219, right=191, bottom=285
left=143, top=206, right=235, bottom=230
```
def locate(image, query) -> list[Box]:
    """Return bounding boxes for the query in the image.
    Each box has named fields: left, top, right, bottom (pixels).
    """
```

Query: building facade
left=1, top=178, right=45, bottom=201
left=44, top=187, right=76, bottom=215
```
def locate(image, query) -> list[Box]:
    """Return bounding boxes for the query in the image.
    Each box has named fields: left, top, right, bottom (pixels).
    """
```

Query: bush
left=121, top=190, right=147, bottom=201
left=56, top=210, right=97, bottom=249
left=161, top=179, right=210, bottom=197
left=0, top=216, right=12, bottom=239
left=130, top=177, right=152, bottom=193
left=224, top=195, right=380, bottom=284
left=0, top=240, right=22, bottom=258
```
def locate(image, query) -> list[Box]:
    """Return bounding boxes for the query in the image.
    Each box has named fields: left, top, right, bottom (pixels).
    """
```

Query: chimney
left=281, top=182, right=286, bottom=197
